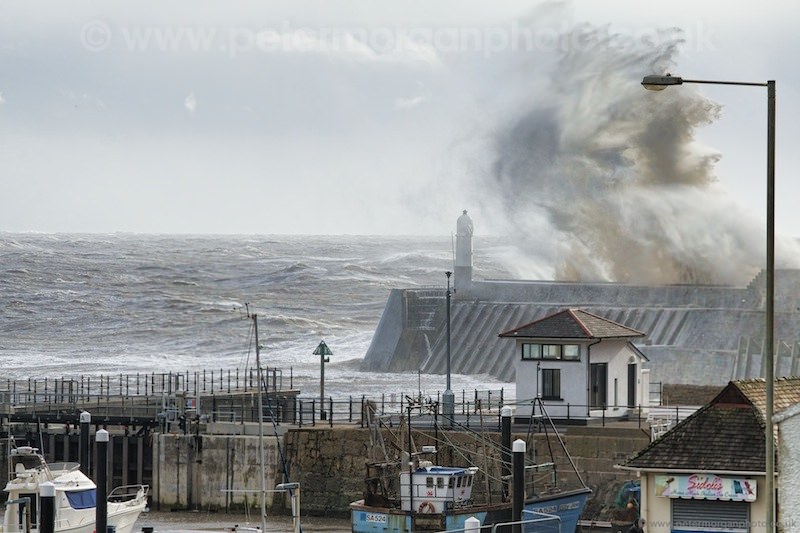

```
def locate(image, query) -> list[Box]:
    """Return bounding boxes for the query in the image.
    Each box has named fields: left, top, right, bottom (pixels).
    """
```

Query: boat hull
left=351, top=488, right=591, bottom=532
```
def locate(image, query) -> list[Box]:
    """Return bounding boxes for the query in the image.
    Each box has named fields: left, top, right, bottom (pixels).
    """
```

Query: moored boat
left=350, top=402, right=591, bottom=532
left=1, top=444, right=149, bottom=533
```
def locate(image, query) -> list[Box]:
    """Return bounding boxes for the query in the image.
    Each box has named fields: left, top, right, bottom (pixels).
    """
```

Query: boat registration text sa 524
left=364, top=513, right=388, bottom=523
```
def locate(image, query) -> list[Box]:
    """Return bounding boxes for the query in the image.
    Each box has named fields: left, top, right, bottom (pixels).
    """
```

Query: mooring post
left=512, top=439, right=526, bottom=533
left=501, top=406, right=512, bottom=502
left=80, top=411, right=91, bottom=476
left=96, top=429, right=109, bottom=533
left=40, top=482, right=55, bottom=533
left=464, top=516, right=481, bottom=532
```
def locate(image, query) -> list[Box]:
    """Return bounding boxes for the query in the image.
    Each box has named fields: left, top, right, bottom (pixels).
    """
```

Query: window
left=541, top=369, right=561, bottom=400
left=522, top=343, right=541, bottom=360
left=541, top=344, right=560, bottom=359
left=437, top=477, right=444, bottom=488
left=563, top=344, right=580, bottom=360
left=521, top=343, right=581, bottom=361
left=426, top=477, right=434, bottom=488
left=66, top=489, right=97, bottom=510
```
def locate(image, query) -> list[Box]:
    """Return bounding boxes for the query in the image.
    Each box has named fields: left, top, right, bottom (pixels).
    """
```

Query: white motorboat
left=1, top=445, right=148, bottom=533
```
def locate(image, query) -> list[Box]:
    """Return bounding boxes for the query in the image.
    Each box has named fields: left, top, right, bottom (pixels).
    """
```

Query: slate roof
left=498, top=308, right=646, bottom=340
left=620, top=377, right=800, bottom=473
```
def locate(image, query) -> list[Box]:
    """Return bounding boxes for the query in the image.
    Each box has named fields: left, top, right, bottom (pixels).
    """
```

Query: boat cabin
left=399, top=464, right=479, bottom=514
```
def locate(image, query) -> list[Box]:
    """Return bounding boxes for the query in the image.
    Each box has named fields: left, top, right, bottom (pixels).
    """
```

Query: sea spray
left=465, top=19, right=799, bottom=284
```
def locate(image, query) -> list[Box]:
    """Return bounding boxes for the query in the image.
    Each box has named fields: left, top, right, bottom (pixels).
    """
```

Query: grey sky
left=1, top=1, right=798, bottom=240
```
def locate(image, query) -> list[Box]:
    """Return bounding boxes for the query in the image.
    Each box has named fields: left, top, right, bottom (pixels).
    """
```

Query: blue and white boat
left=350, top=403, right=591, bottom=532
left=351, top=461, right=590, bottom=532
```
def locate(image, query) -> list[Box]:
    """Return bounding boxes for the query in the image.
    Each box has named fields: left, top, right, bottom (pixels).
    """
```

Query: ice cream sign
left=655, top=474, right=756, bottom=501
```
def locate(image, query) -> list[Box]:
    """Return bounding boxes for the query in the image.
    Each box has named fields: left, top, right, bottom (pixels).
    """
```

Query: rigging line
left=414, top=424, right=508, bottom=486
left=238, top=317, right=255, bottom=371
left=536, top=398, right=587, bottom=488
left=260, top=374, right=304, bottom=533
left=415, top=419, right=540, bottom=471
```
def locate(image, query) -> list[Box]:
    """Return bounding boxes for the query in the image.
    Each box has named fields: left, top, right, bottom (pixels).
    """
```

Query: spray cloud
left=470, top=21, right=797, bottom=285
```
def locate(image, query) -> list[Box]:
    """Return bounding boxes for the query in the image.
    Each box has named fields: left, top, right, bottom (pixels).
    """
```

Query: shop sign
left=654, top=474, right=756, bottom=501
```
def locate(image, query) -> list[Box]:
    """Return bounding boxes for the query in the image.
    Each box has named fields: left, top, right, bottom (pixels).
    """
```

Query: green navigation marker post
left=313, top=340, right=332, bottom=420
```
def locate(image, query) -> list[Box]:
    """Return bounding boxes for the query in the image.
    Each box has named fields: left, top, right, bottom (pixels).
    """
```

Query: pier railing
left=0, top=370, right=687, bottom=434
left=0, top=368, right=509, bottom=432
left=1, top=367, right=290, bottom=403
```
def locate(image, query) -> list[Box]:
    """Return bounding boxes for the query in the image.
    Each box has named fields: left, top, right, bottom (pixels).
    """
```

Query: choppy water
left=0, top=233, right=516, bottom=400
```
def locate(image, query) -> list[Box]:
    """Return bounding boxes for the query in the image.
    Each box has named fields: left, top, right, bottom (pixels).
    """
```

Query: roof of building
left=498, top=308, right=646, bottom=340
left=620, top=377, right=800, bottom=473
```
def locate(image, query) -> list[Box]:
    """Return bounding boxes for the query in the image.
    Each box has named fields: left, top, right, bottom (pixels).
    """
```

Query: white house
left=498, top=308, right=649, bottom=420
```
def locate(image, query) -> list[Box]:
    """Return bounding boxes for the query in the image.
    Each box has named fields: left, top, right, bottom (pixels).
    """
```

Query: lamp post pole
left=313, top=341, right=332, bottom=420
left=443, top=271, right=454, bottom=425
left=642, top=74, right=776, bottom=531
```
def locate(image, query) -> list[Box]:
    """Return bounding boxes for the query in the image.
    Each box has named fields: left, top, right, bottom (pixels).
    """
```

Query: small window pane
left=522, top=343, right=541, bottom=360
left=426, top=477, right=434, bottom=488
left=542, top=345, right=560, bottom=359
left=437, top=477, right=444, bottom=488
left=563, top=345, right=580, bottom=360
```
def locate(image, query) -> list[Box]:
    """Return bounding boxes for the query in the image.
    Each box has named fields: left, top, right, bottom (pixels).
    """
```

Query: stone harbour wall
left=280, top=425, right=650, bottom=520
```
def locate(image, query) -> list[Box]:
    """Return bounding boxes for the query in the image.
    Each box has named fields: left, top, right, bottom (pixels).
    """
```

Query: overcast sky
left=1, top=1, right=798, bottom=238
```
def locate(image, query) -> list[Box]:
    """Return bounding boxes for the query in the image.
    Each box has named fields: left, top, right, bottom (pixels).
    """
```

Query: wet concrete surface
left=134, top=510, right=351, bottom=532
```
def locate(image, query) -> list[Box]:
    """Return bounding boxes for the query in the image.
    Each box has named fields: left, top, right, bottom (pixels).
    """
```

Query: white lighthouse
left=454, top=210, right=473, bottom=293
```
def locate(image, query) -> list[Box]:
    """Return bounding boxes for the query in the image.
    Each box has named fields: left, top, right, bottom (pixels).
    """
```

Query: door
left=590, top=363, right=607, bottom=409
left=627, top=363, right=637, bottom=407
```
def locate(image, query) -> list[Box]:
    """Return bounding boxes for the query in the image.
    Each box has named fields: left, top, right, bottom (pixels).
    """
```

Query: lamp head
left=641, top=74, right=683, bottom=91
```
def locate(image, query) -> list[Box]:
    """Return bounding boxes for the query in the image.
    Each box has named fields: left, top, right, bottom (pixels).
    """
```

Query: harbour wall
left=154, top=425, right=649, bottom=521
left=1, top=423, right=649, bottom=521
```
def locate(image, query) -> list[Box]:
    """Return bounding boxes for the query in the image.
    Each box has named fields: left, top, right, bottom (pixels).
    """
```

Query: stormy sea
left=0, top=233, right=516, bottom=401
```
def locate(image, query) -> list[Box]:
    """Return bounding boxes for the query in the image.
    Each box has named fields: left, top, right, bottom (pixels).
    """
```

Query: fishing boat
left=1, top=444, right=149, bottom=533
left=350, top=400, right=591, bottom=532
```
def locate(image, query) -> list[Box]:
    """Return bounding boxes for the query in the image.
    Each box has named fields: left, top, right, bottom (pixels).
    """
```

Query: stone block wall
left=281, top=425, right=650, bottom=520
left=661, top=384, right=722, bottom=405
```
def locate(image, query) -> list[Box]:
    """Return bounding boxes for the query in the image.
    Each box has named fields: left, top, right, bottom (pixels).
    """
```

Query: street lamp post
left=642, top=73, right=776, bottom=531
left=443, top=271, right=454, bottom=425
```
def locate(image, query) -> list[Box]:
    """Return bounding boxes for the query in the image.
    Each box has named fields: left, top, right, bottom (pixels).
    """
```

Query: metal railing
left=0, top=369, right=694, bottom=435
left=0, top=367, right=290, bottom=407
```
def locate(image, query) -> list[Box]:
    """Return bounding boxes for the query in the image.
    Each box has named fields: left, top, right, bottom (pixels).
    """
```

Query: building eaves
left=498, top=308, right=645, bottom=340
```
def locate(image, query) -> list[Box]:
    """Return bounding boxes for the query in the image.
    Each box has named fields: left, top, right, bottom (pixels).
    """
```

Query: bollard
left=80, top=411, right=91, bottom=476
left=501, top=406, right=512, bottom=502
left=96, top=429, right=109, bottom=533
left=512, top=439, right=526, bottom=533
left=464, top=516, right=481, bottom=532
left=40, top=482, right=55, bottom=533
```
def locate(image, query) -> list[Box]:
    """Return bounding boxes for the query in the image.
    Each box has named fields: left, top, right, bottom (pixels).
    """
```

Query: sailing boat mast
left=252, top=312, right=268, bottom=532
